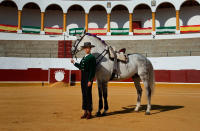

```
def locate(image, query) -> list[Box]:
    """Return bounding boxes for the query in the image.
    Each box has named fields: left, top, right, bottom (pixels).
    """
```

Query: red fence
left=0, top=68, right=70, bottom=83
left=0, top=69, right=199, bottom=83
left=0, top=68, right=48, bottom=82
left=70, top=70, right=200, bottom=83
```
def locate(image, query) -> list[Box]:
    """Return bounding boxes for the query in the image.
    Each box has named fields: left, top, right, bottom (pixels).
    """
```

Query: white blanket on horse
left=108, top=47, right=128, bottom=62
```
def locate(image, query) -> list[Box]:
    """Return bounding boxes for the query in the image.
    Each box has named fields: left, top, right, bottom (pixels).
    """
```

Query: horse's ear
left=83, top=29, right=86, bottom=34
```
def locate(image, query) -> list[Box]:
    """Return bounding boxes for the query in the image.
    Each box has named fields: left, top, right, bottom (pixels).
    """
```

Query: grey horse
left=71, top=32, right=155, bottom=115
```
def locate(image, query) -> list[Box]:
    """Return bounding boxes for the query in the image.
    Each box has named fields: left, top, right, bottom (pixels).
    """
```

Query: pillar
left=40, top=12, right=45, bottom=34
left=107, top=13, right=111, bottom=35
left=129, top=13, right=133, bottom=35
left=17, top=10, right=22, bottom=33
left=176, top=10, right=180, bottom=34
left=152, top=12, right=156, bottom=35
left=85, top=13, right=88, bottom=32
left=63, top=13, right=67, bottom=33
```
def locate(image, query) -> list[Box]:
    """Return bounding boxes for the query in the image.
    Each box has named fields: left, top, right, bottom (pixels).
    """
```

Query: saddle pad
left=109, top=47, right=128, bottom=62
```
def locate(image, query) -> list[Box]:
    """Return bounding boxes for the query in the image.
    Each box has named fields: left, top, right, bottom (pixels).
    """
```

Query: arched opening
left=45, top=4, right=63, bottom=28
left=67, top=5, right=85, bottom=35
left=110, top=5, right=129, bottom=35
left=133, top=4, right=152, bottom=28
left=88, top=5, right=107, bottom=35
left=133, top=4, right=152, bottom=35
left=180, top=0, right=200, bottom=26
left=111, top=5, right=129, bottom=28
left=21, top=3, right=41, bottom=34
left=156, top=2, right=176, bottom=27
left=155, top=2, right=176, bottom=34
left=89, top=5, right=107, bottom=28
left=0, top=0, right=18, bottom=26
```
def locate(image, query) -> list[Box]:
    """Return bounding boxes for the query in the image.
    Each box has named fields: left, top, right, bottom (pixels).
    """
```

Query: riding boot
left=81, top=110, right=88, bottom=119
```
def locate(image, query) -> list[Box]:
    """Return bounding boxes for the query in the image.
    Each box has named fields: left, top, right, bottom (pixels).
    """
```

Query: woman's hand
left=88, top=81, right=92, bottom=87
left=70, top=59, right=75, bottom=64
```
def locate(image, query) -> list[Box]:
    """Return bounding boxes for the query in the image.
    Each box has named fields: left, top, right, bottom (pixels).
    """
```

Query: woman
left=71, top=42, right=96, bottom=119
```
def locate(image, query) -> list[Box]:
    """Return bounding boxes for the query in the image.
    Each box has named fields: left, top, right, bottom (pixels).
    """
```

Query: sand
left=0, top=85, right=199, bottom=131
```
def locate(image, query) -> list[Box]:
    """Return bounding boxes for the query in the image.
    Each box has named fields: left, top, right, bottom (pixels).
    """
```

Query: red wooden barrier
left=0, top=68, right=48, bottom=81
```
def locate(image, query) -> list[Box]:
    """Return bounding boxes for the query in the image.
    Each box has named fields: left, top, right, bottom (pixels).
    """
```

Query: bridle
left=71, top=33, right=109, bottom=66
left=71, top=34, right=86, bottom=59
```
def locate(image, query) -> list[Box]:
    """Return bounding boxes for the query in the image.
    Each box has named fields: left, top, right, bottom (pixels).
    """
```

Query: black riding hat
left=81, top=42, right=95, bottom=48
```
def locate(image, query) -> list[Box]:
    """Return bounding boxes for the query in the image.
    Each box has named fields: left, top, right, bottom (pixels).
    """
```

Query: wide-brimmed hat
left=81, top=42, right=95, bottom=48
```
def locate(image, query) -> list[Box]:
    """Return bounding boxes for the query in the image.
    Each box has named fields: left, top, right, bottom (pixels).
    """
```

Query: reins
left=95, top=48, right=109, bottom=66
left=72, top=34, right=86, bottom=59
left=72, top=33, right=109, bottom=66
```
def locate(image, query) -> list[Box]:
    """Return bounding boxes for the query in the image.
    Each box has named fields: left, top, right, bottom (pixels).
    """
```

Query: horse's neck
left=87, top=36, right=107, bottom=55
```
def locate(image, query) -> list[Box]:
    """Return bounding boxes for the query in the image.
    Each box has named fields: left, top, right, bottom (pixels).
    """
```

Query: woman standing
left=71, top=42, right=96, bottom=119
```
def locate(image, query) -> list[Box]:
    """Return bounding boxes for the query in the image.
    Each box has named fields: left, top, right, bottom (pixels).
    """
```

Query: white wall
left=0, top=0, right=200, bottom=29
left=2, top=31, right=200, bottom=41
left=1, top=56, right=200, bottom=70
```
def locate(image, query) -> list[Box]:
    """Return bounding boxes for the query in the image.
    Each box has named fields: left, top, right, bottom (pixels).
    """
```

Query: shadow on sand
left=98, top=104, right=184, bottom=117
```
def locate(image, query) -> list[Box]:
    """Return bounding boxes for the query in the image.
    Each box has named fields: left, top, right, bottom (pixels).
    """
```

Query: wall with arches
left=0, top=0, right=200, bottom=32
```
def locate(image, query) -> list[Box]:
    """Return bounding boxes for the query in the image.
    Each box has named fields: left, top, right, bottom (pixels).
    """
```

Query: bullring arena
left=0, top=0, right=200, bottom=130
left=0, top=85, right=200, bottom=131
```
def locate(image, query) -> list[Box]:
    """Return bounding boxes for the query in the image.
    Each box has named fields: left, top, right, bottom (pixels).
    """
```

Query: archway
left=180, top=0, right=200, bottom=26
left=155, top=2, right=176, bottom=34
left=110, top=5, right=129, bottom=35
left=67, top=5, right=85, bottom=35
left=133, top=4, right=152, bottom=28
left=21, top=3, right=41, bottom=34
left=89, top=5, right=107, bottom=28
left=156, top=2, right=176, bottom=27
left=0, top=0, right=18, bottom=26
left=88, top=5, right=107, bottom=35
left=111, top=5, right=129, bottom=28
left=45, top=4, right=63, bottom=28
left=132, top=4, right=152, bottom=35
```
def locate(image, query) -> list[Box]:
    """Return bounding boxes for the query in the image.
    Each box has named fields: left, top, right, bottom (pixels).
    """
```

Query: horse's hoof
left=145, top=112, right=151, bottom=115
left=102, top=112, right=107, bottom=116
left=95, top=111, right=102, bottom=117
left=134, top=108, right=140, bottom=112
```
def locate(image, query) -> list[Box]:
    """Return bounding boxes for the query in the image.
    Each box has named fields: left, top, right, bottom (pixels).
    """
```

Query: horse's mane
left=86, top=33, right=107, bottom=46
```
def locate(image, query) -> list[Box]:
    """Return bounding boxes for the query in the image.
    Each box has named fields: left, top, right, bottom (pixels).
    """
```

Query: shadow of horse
left=100, top=104, right=184, bottom=117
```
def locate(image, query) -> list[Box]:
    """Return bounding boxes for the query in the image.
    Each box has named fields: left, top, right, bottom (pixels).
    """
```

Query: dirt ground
left=0, top=85, right=200, bottom=131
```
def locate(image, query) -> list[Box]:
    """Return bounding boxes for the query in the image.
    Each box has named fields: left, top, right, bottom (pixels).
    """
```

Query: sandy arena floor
left=0, top=85, right=200, bottom=131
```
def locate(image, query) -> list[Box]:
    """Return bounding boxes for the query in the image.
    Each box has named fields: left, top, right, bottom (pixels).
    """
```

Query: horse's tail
left=149, top=61, right=155, bottom=94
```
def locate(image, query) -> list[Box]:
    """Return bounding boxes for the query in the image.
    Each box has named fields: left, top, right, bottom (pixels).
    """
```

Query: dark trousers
left=81, top=71, right=93, bottom=112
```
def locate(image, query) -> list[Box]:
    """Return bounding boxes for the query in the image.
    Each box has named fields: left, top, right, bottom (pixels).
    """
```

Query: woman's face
left=84, top=47, right=91, bottom=54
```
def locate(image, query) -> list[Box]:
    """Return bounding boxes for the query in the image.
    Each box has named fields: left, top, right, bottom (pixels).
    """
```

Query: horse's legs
left=96, top=80, right=103, bottom=116
left=132, top=75, right=142, bottom=112
left=142, top=79, right=152, bottom=115
left=102, top=81, right=109, bottom=115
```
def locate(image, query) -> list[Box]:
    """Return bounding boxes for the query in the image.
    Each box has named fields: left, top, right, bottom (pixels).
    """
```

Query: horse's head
left=71, top=30, right=107, bottom=58
left=71, top=30, right=86, bottom=58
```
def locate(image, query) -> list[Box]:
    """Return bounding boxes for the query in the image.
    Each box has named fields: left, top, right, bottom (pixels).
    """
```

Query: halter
left=71, top=33, right=86, bottom=59
left=71, top=33, right=109, bottom=66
